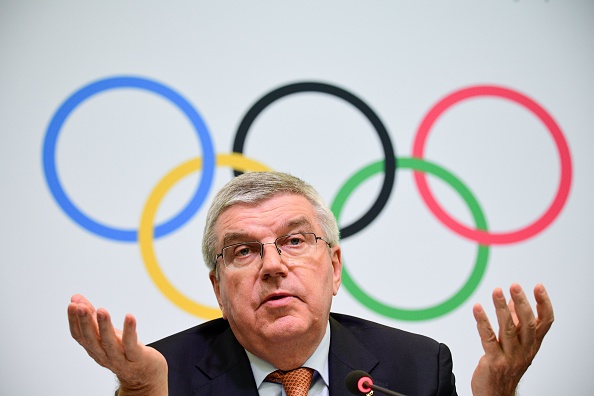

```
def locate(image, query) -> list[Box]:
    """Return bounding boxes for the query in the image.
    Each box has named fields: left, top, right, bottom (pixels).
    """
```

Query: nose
left=259, top=242, right=288, bottom=278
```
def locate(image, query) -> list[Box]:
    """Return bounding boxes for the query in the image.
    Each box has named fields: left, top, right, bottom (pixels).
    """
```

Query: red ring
left=358, top=376, right=373, bottom=393
left=412, top=85, right=572, bottom=245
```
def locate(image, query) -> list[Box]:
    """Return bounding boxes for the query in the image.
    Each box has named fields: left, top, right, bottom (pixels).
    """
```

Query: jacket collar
left=328, top=314, right=380, bottom=395
left=192, top=314, right=380, bottom=395
left=193, top=325, right=259, bottom=396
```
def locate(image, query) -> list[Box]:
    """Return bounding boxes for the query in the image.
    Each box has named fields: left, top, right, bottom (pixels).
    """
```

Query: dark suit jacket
left=149, top=313, right=457, bottom=395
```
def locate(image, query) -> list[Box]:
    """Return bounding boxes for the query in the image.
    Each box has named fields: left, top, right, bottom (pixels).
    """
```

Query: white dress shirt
left=246, top=322, right=331, bottom=396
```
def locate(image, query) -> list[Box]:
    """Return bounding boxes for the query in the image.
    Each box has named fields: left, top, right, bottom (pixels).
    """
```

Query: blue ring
left=42, top=76, right=215, bottom=242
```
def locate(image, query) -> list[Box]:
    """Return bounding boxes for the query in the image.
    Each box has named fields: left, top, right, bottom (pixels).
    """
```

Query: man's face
left=209, top=193, right=342, bottom=357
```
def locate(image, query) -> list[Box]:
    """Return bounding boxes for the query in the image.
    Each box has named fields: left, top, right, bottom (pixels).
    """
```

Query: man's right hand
left=67, top=294, right=168, bottom=396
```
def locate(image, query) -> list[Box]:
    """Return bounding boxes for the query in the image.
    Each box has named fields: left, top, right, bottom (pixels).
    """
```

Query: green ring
left=331, top=157, right=490, bottom=321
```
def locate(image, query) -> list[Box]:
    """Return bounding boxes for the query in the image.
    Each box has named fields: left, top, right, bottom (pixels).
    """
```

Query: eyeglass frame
left=213, top=232, right=331, bottom=269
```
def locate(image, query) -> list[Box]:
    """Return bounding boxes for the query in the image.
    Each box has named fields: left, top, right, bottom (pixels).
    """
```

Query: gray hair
left=202, top=171, right=340, bottom=271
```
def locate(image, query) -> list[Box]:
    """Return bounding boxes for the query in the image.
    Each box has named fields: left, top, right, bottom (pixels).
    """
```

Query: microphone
left=345, top=370, right=408, bottom=396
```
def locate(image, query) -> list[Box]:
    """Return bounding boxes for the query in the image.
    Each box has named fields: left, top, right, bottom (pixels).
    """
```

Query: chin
left=264, top=315, right=313, bottom=339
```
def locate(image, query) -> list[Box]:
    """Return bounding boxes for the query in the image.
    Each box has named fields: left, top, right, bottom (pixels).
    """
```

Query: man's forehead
left=218, top=193, right=314, bottom=221
left=214, top=194, right=320, bottom=241
left=219, top=216, right=316, bottom=245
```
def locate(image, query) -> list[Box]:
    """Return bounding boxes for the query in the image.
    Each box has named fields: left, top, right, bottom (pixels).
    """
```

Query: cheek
left=303, top=265, right=335, bottom=298
left=220, top=276, right=255, bottom=312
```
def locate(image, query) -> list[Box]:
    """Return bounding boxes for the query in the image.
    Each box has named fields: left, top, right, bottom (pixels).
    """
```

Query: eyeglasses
left=214, top=232, right=331, bottom=269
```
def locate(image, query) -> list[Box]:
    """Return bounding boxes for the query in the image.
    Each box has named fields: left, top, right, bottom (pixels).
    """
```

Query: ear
left=330, top=245, right=342, bottom=296
left=209, top=270, right=227, bottom=319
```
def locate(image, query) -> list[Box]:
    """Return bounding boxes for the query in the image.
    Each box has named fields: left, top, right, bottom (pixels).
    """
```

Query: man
left=68, top=171, right=554, bottom=395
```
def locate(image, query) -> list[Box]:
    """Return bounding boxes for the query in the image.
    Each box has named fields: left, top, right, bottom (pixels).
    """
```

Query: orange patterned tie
left=265, top=367, right=314, bottom=396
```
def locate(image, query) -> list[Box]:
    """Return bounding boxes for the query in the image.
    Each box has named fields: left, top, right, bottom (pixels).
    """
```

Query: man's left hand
left=471, top=283, right=554, bottom=396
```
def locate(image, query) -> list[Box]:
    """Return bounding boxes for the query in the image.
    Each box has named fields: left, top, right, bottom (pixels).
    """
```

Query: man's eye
left=279, top=234, right=307, bottom=248
left=288, top=236, right=304, bottom=246
left=234, top=244, right=258, bottom=257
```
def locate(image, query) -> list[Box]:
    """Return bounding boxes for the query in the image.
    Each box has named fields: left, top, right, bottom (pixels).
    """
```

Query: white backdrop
left=1, top=1, right=593, bottom=394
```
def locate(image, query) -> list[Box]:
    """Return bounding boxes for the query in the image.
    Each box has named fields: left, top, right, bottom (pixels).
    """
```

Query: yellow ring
left=138, top=153, right=272, bottom=319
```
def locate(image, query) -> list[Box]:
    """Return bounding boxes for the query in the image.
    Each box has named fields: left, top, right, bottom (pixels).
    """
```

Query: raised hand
left=471, top=284, right=554, bottom=396
left=67, top=294, right=168, bottom=396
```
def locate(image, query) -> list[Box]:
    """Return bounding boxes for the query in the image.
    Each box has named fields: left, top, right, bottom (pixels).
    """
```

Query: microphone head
left=345, top=370, right=374, bottom=394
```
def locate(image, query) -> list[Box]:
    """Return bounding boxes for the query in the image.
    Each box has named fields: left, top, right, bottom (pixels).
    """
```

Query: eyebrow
left=283, top=217, right=315, bottom=233
left=220, top=216, right=316, bottom=247
left=221, top=232, right=255, bottom=247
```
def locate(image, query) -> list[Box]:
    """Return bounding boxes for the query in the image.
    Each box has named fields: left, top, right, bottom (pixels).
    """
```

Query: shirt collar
left=246, top=321, right=331, bottom=389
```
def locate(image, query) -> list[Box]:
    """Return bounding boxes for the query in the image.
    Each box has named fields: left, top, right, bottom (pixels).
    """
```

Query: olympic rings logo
left=42, top=76, right=572, bottom=321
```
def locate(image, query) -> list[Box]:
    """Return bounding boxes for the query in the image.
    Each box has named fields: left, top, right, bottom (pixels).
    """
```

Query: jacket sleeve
left=438, top=343, right=458, bottom=396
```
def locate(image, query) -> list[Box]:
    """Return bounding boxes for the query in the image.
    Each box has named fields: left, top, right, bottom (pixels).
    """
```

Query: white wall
left=1, top=1, right=593, bottom=394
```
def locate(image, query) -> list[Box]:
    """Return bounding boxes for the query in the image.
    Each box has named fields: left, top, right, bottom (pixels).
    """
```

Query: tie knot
left=265, top=367, right=314, bottom=396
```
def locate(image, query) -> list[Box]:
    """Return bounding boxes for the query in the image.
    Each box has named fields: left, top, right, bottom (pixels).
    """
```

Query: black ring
left=232, top=81, right=397, bottom=239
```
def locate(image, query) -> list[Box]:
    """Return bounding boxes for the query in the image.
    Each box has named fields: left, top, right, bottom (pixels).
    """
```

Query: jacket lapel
left=192, top=326, right=260, bottom=396
left=328, top=316, right=379, bottom=396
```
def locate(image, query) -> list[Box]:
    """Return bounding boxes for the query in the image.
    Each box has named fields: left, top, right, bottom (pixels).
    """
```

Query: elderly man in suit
left=68, top=171, right=553, bottom=396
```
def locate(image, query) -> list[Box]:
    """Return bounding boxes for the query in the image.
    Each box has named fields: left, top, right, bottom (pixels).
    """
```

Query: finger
left=473, top=303, right=501, bottom=356
left=492, top=287, right=520, bottom=352
left=97, top=308, right=126, bottom=365
left=68, top=294, right=96, bottom=342
left=121, top=313, right=141, bottom=362
left=71, top=294, right=97, bottom=313
left=534, top=284, right=554, bottom=342
left=67, top=302, right=83, bottom=341
left=75, top=303, right=107, bottom=362
left=509, top=284, right=537, bottom=347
